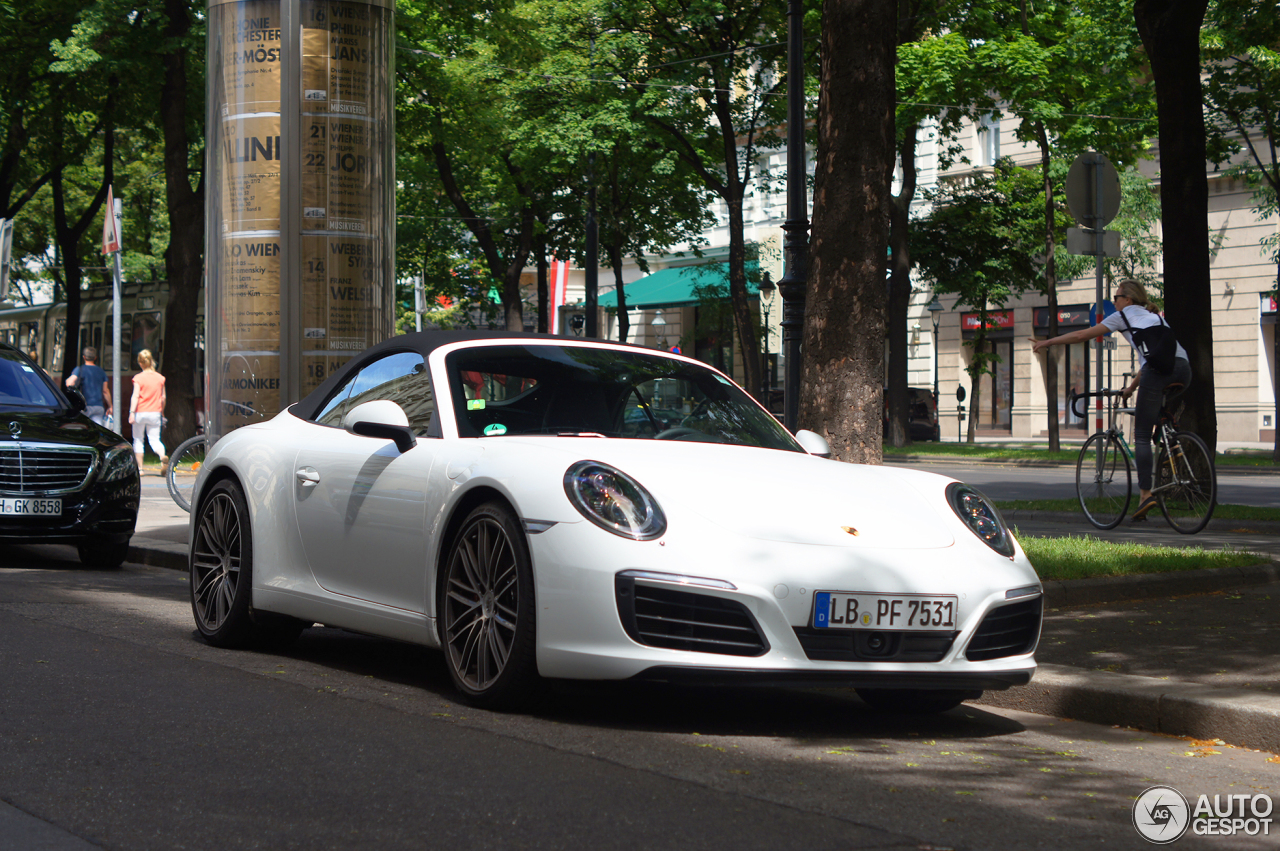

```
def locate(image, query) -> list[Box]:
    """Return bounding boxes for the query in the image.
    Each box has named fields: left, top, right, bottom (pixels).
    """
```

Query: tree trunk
left=1035, top=125, right=1062, bottom=452
left=160, top=0, right=204, bottom=451
left=804, top=0, right=895, bottom=463
left=607, top=241, right=629, bottom=343
left=1134, top=0, right=1216, bottom=452
left=886, top=126, right=919, bottom=449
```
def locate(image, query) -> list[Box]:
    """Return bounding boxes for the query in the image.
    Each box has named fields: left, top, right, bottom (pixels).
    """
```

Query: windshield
left=0, top=350, right=62, bottom=411
left=446, top=345, right=801, bottom=452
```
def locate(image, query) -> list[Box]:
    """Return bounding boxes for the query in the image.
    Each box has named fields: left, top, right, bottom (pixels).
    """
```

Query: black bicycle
left=1070, top=386, right=1216, bottom=533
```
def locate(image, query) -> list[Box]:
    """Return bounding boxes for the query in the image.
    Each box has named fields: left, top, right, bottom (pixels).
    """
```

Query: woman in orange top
left=128, top=349, right=167, bottom=473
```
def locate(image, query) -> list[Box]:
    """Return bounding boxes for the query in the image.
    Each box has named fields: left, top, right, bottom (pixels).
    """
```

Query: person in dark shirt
left=66, top=347, right=113, bottom=427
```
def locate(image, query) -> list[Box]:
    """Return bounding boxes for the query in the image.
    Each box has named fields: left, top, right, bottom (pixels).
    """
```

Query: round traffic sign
left=1065, top=153, right=1121, bottom=227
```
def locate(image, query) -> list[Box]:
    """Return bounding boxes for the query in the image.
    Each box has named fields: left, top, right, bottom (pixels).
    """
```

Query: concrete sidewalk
left=128, top=474, right=1280, bottom=753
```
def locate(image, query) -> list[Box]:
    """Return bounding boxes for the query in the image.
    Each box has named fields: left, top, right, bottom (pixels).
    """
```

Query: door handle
left=295, top=468, right=320, bottom=487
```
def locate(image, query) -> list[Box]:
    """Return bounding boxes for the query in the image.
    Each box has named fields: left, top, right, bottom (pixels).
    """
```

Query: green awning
left=597, top=262, right=761, bottom=310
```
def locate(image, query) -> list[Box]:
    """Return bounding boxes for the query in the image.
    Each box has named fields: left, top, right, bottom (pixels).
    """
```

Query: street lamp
left=928, top=296, right=944, bottom=404
left=650, top=309, right=667, bottom=350
left=758, top=273, right=776, bottom=403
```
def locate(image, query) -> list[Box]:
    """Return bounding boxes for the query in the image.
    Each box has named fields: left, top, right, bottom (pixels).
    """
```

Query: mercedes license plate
left=813, top=592, right=957, bottom=631
left=0, top=498, right=61, bottom=516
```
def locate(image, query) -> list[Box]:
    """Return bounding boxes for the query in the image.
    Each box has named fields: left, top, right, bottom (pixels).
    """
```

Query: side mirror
left=64, top=387, right=87, bottom=412
left=343, top=400, right=416, bottom=453
left=794, top=429, right=831, bottom=459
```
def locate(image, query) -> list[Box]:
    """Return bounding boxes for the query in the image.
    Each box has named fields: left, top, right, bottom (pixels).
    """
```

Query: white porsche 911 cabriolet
left=189, top=332, right=1041, bottom=712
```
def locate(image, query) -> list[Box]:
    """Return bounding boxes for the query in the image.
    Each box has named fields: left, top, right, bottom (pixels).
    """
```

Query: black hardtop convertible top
left=292, top=330, right=661, bottom=421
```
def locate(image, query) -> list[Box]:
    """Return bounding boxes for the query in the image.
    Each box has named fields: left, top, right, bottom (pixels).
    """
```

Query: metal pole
left=110, top=197, right=122, bottom=427
left=1093, top=154, right=1106, bottom=483
left=584, top=32, right=598, bottom=338
left=778, top=0, right=808, bottom=432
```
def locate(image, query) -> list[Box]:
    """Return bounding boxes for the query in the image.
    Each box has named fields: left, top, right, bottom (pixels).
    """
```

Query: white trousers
left=133, top=411, right=166, bottom=458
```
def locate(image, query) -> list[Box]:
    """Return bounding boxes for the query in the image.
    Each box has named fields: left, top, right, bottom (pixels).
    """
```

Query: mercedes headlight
left=564, top=460, right=666, bottom=541
left=100, top=443, right=138, bottom=483
left=946, top=483, right=1014, bottom=557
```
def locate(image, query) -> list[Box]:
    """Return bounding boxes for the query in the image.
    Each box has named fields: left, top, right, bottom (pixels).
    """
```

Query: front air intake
left=615, top=576, right=768, bottom=657
left=966, top=597, right=1042, bottom=661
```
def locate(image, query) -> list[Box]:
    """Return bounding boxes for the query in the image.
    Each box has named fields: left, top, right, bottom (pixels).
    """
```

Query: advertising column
left=205, top=0, right=394, bottom=440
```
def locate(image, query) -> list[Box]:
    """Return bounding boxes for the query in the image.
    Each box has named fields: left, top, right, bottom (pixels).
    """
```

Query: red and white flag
left=550, top=258, right=570, bottom=309
left=101, top=186, right=120, bottom=255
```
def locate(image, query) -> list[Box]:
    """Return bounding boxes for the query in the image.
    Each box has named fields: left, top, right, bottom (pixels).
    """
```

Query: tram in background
left=0, top=280, right=205, bottom=426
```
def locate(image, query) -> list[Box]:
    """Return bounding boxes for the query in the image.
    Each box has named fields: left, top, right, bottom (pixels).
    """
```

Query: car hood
left=496, top=438, right=958, bottom=549
left=0, top=408, right=112, bottom=448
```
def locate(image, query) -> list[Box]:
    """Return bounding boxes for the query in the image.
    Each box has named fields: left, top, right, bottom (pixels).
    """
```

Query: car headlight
left=946, top=483, right=1014, bottom=557
left=564, top=460, right=666, bottom=541
left=100, top=443, right=138, bottom=483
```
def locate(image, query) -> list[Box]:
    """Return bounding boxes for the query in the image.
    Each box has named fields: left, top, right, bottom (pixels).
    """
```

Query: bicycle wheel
left=166, top=435, right=208, bottom=513
left=1076, top=432, right=1131, bottom=529
left=1156, top=430, right=1216, bottom=534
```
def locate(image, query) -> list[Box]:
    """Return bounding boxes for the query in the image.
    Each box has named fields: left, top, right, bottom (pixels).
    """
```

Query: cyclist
left=1031, top=279, right=1191, bottom=521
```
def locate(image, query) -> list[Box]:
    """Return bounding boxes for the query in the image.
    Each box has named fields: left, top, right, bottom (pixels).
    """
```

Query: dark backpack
left=1118, top=309, right=1179, bottom=374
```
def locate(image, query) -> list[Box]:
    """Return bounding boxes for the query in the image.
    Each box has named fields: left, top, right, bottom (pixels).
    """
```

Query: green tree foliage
left=593, top=0, right=801, bottom=399
left=911, top=163, right=1043, bottom=442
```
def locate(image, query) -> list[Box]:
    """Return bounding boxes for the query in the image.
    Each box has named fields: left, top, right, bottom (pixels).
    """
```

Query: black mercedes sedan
left=0, top=343, right=139, bottom=568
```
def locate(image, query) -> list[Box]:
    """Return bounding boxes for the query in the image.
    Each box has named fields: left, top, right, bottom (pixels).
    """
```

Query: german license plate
left=813, top=592, right=957, bottom=631
left=0, top=498, right=61, bottom=516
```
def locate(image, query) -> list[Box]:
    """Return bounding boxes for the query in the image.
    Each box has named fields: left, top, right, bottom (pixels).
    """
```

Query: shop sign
left=960, top=310, right=1014, bottom=330
left=1033, top=305, right=1092, bottom=328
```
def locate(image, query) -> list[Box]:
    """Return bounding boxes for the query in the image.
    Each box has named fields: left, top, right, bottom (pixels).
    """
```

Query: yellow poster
left=220, top=236, right=282, bottom=350
left=220, top=0, right=282, bottom=115
left=299, top=233, right=382, bottom=393
left=219, top=115, right=282, bottom=234
left=299, top=1, right=383, bottom=116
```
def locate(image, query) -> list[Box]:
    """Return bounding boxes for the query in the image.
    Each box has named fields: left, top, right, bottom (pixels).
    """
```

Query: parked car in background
left=188, top=332, right=1039, bottom=713
left=0, top=343, right=139, bottom=568
left=884, top=387, right=941, bottom=442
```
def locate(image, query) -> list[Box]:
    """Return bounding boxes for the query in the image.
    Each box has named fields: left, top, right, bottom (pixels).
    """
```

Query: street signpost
left=1065, top=152, right=1121, bottom=490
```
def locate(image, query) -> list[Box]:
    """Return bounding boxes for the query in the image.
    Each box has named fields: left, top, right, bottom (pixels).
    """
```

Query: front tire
left=77, top=538, right=130, bottom=570
left=190, top=479, right=304, bottom=648
left=1076, top=432, right=1131, bottom=529
left=440, top=501, right=540, bottom=709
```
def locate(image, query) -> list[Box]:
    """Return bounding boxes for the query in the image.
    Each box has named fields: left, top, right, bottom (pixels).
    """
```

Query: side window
left=314, top=351, right=434, bottom=434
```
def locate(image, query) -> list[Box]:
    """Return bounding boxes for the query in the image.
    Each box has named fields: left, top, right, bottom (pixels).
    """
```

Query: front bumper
left=528, top=518, right=1042, bottom=688
left=0, top=475, right=139, bottom=545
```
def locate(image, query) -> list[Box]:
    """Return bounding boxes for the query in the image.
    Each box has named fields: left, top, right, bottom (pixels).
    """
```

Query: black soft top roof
left=292, top=331, right=657, bottom=421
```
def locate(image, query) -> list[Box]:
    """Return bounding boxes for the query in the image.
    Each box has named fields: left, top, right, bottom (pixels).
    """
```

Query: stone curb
left=977, top=663, right=1280, bottom=754
left=126, top=535, right=188, bottom=572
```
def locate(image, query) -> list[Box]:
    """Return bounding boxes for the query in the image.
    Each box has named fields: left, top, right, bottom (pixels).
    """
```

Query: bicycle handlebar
left=1068, top=389, right=1125, bottom=420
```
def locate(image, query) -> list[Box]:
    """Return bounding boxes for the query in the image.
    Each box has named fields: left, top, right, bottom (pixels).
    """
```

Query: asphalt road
left=2, top=549, right=1277, bottom=851
left=888, top=459, right=1280, bottom=508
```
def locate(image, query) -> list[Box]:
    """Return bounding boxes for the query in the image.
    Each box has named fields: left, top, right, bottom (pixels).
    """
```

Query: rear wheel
left=1076, top=432, right=1131, bottom=529
left=77, top=538, right=130, bottom=570
left=1156, top=431, right=1216, bottom=534
left=166, top=435, right=208, bottom=513
left=190, top=479, right=304, bottom=648
left=441, top=501, right=540, bottom=709
left=857, top=688, right=977, bottom=714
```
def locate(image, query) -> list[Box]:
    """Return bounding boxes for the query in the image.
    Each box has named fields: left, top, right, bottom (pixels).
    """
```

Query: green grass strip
left=1015, top=531, right=1266, bottom=581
